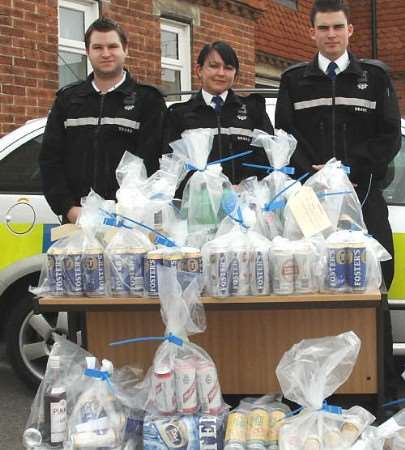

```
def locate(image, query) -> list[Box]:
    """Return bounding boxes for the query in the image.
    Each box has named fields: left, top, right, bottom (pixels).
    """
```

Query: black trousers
left=357, top=187, right=399, bottom=399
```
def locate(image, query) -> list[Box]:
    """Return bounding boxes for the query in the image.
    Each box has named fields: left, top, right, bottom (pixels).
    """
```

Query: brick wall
left=0, top=0, right=59, bottom=136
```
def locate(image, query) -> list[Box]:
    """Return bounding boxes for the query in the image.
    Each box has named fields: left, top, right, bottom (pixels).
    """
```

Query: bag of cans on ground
left=250, top=129, right=300, bottom=240
left=224, top=394, right=291, bottom=450
left=66, top=359, right=128, bottom=449
left=202, top=211, right=273, bottom=297
left=23, top=334, right=92, bottom=449
left=375, top=409, right=405, bottom=450
left=144, top=412, right=227, bottom=450
left=170, top=129, right=232, bottom=249
left=105, top=226, right=154, bottom=297
left=320, top=230, right=392, bottom=294
left=283, top=158, right=366, bottom=240
left=270, top=236, right=320, bottom=295
left=133, top=265, right=226, bottom=417
left=276, top=331, right=375, bottom=450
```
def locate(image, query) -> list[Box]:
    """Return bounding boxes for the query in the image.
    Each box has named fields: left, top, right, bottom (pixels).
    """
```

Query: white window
left=160, top=19, right=191, bottom=102
left=58, top=0, right=98, bottom=88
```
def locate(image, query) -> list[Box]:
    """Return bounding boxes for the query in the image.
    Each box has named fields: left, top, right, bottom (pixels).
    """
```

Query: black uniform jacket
left=275, top=53, right=401, bottom=189
left=164, top=89, right=274, bottom=185
left=39, top=71, right=166, bottom=217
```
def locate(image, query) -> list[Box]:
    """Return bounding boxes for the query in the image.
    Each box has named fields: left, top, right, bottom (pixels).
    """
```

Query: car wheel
left=5, top=293, right=68, bottom=387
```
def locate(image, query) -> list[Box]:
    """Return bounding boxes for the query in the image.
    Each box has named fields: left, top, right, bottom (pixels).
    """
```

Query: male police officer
left=276, top=0, right=401, bottom=400
left=40, top=17, right=166, bottom=223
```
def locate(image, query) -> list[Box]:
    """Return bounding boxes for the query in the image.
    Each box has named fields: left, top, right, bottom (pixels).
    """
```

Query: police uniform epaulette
left=282, top=61, right=308, bottom=75
left=56, top=80, right=84, bottom=96
left=136, top=82, right=164, bottom=97
left=360, top=58, right=390, bottom=73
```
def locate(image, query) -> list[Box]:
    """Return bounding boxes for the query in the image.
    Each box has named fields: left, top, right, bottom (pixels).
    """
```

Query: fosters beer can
left=346, top=243, right=367, bottom=292
left=81, top=247, right=105, bottom=297
left=326, top=244, right=347, bottom=292
left=206, top=243, right=230, bottom=297
left=47, top=246, right=65, bottom=296
left=144, top=250, right=163, bottom=297
left=64, top=249, right=82, bottom=296
left=250, top=246, right=270, bottom=296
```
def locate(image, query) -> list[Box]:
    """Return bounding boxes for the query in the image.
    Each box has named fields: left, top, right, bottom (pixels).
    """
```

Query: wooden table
left=36, top=291, right=384, bottom=405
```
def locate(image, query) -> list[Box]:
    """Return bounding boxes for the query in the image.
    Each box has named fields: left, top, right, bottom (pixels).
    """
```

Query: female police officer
left=164, top=41, right=274, bottom=185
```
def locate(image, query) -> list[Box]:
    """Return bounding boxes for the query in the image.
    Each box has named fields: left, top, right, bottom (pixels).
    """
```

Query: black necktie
left=212, top=95, right=224, bottom=113
left=327, top=61, right=338, bottom=81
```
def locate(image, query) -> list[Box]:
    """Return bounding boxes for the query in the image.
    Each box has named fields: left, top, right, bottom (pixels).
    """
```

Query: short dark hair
left=84, top=17, right=128, bottom=50
left=197, top=41, right=240, bottom=75
left=310, top=0, right=351, bottom=26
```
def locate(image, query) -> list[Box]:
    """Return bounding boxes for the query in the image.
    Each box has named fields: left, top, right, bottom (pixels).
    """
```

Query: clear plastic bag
left=284, top=159, right=366, bottom=240
left=276, top=332, right=375, bottom=450
left=202, top=216, right=272, bottom=297
left=23, top=334, right=92, bottom=449
left=251, top=129, right=300, bottom=240
left=131, top=266, right=226, bottom=416
left=376, top=409, right=405, bottom=449
left=320, top=230, right=391, bottom=293
left=170, top=129, right=232, bottom=249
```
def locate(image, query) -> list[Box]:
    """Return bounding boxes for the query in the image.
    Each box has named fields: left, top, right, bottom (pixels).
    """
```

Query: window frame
left=160, top=18, right=191, bottom=101
left=58, top=0, right=99, bottom=85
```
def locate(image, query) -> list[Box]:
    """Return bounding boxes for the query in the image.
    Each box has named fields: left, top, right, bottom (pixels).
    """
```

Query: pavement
left=0, top=344, right=34, bottom=450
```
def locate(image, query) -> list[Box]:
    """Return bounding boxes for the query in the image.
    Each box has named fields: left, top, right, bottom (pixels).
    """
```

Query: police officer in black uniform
left=164, top=41, right=274, bottom=185
left=39, top=17, right=166, bottom=223
left=276, top=0, right=402, bottom=400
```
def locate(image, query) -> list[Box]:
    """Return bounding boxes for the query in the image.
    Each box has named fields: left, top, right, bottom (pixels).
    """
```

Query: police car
left=0, top=98, right=404, bottom=386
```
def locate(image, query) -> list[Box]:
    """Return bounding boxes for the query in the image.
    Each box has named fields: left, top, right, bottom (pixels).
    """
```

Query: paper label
left=287, top=186, right=332, bottom=238
left=51, top=224, right=80, bottom=241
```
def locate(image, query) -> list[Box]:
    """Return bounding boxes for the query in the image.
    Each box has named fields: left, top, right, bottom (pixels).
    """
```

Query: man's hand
left=66, top=206, right=81, bottom=224
left=312, top=164, right=325, bottom=171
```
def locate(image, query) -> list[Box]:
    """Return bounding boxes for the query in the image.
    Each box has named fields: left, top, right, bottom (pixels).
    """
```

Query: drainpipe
left=371, top=0, right=378, bottom=58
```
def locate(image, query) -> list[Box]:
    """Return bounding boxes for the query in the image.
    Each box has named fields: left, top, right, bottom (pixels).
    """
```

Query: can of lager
left=162, top=250, right=183, bottom=271
left=152, top=366, right=176, bottom=415
left=271, top=247, right=295, bottom=295
left=246, top=408, right=270, bottom=449
left=326, top=244, right=347, bottom=292
left=196, top=361, right=222, bottom=415
left=181, top=247, right=203, bottom=273
left=144, top=250, right=163, bottom=297
left=250, top=246, right=270, bottom=296
left=346, top=243, right=367, bottom=292
left=109, top=247, right=130, bottom=296
left=127, top=247, right=146, bottom=297
left=175, top=359, right=197, bottom=415
left=82, top=247, right=105, bottom=297
left=206, top=243, right=230, bottom=297
left=225, top=410, right=248, bottom=450
left=63, top=249, right=82, bottom=296
left=230, top=244, right=251, bottom=296
left=294, top=242, right=314, bottom=294
left=47, top=246, right=65, bottom=296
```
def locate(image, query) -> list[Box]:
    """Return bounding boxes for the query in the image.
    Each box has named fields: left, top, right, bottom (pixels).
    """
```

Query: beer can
left=81, top=247, right=105, bottom=297
left=199, top=415, right=221, bottom=449
left=246, top=408, right=270, bottom=447
left=346, top=243, right=367, bottom=292
left=230, top=245, right=251, bottom=296
left=326, top=244, right=347, bottom=292
left=175, top=359, right=198, bottom=414
left=271, top=247, right=295, bottom=295
left=127, top=247, right=146, bottom=296
left=196, top=361, right=222, bottom=415
left=294, top=243, right=313, bottom=294
left=250, top=246, right=270, bottom=296
left=225, top=411, right=248, bottom=450
left=63, top=249, right=82, bottom=296
left=152, top=366, right=176, bottom=415
left=181, top=247, right=203, bottom=273
left=206, top=243, right=230, bottom=297
left=144, top=250, right=163, bottom=297
left=268, top=409, right=286, bottom=446
left=162, top=250, right=183, bottom=271
left=47, top=246, right=65, bottom=296
left=109, top=248, right=130, bottom=296
left=303, top=435, right=321, bottom=450
left=71, top=428, right=118, bottom=448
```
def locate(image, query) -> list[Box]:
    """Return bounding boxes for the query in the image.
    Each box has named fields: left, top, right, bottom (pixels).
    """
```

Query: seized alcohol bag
left=276, top=331, right=375, bottom=450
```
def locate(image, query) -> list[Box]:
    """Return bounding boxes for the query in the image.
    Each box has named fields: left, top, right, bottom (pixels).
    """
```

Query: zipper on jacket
left=216, top=111, right=223, bottom=160
left=320, top=120, right=325, bottom=161
left=93, top=93, right=106, bottom=190
left=342, top=123, right=348, bottom=163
